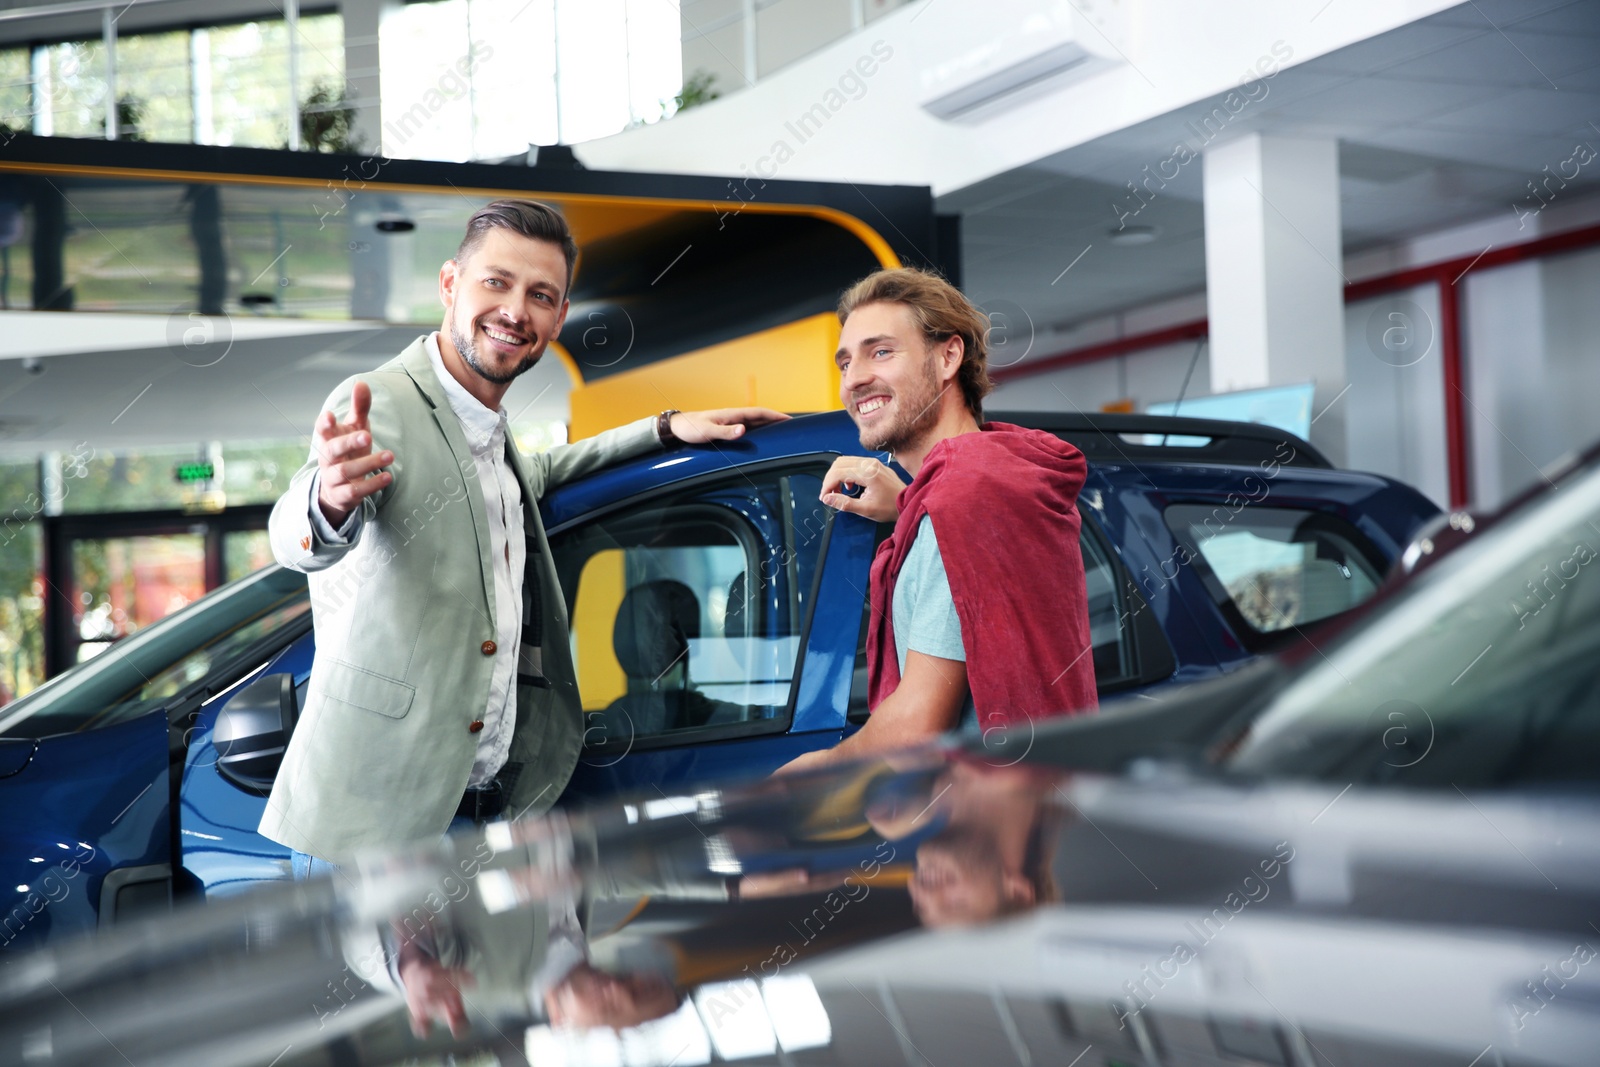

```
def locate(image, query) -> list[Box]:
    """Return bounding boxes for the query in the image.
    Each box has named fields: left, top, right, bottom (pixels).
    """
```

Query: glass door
left=71, top=534, right=206, bottom=663
left=42, top=505, right=273, bottom=677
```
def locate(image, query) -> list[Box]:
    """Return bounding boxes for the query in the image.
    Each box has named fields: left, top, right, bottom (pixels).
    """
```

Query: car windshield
left=0, top=566, right=310, bottom=740
left=1228, top=461, right=1600, bottom=789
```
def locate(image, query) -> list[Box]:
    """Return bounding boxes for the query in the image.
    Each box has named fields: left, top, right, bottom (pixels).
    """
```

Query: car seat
left=598, top=579, right=721, bottom=738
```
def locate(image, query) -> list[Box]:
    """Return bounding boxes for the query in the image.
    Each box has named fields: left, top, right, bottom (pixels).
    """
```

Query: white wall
left=1343, top=284, right=1449, bottom=506
left=1465, top=246, right=1600, bottom=511
left=988, top=338, right=1210, bottom=417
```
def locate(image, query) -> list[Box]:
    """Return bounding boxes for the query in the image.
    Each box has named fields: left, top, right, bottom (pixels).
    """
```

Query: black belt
left=455, top=780, right=507, bottom=823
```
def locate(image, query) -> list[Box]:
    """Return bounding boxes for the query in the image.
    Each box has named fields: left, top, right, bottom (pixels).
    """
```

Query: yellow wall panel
left=569, top=313, right=845, bottom=439
left=573, top=549, right=628, bottom=712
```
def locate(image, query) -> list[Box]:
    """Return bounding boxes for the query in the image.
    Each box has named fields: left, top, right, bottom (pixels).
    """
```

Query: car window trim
left=545, top=453, right=844, bottom=538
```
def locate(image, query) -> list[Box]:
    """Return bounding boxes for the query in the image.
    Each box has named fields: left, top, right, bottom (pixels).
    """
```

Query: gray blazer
left=260, top=337, right=660, bottom=861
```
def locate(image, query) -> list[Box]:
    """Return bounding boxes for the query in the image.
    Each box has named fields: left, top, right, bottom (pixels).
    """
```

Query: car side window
left=1164, top=503, right=1385, bottom=648
left=551, top=467, right=830, bottom=750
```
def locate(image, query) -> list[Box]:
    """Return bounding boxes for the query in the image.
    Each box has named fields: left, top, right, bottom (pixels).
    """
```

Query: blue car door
left=558, top=458, right=878, bottom=801
left=0, top=710, right=167, bottom=951
left=0, top=564, right=313, bottom=943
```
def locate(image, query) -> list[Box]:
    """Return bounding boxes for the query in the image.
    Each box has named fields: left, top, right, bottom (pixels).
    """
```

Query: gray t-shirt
left=891, top=515, right=979, bottom=730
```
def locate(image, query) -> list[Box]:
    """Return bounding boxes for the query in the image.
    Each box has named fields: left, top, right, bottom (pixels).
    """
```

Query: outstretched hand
left=820, top=456, right=906, bottom=523
left=314, top=380, right=392, bottom=528
left=669, top=407, right=790, bottom=444
left=397, top=948, right=476, bottom=1039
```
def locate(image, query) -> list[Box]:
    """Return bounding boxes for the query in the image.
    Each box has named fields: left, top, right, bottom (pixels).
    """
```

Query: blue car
left=0, top=411, right=1439, bottom=948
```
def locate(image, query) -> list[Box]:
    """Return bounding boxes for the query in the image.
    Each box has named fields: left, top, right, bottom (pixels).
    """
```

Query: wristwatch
left=656, top=409, right=681, bottom=447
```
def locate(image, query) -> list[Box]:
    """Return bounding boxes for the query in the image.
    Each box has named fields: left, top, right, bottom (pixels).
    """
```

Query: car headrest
left=725, top=571, right=750, bottom=640
left=613, top=579, right=701, bottom=682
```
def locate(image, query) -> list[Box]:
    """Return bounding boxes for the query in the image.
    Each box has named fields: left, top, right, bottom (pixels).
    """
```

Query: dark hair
left=456, top=199, right=579, bottom=296
left=837, top=267, right=994, bottom=419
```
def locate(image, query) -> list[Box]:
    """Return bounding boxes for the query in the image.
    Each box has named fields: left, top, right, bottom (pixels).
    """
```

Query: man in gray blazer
left=262, top=200, right=785, bottom=870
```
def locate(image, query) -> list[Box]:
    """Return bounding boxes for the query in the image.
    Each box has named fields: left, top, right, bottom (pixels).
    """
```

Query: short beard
left=450, top=310, right=540, bottom=385
left=857, top=357, right=945, bottom=454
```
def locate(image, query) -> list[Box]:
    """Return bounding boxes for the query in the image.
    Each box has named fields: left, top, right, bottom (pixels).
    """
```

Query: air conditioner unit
left=917, top=0, right=1126, bottom=121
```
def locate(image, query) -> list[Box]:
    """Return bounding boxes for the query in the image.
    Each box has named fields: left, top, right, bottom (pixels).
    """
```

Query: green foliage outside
left=298, top=80, right=363, bottom=154
left=0, top=461, right=43, bottom=700
left=675, top=70, right=721, bottom=113
left=116, top=30, right=191, bottom=143
left=630, top=69, right=720, bottom=129
left=97, top=94, right=147, bottom=141
left=0, top=47, right=28, bottom=133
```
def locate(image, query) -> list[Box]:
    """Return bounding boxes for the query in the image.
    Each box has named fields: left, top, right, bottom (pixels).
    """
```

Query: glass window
left=552, top=468, right=828, bottom=748
left=223, top=181, right=363, bottom=316
left=0, top=459, right=44, bottom=703
left=37, top=40, right=107, bottom=139
left=117, top=30, right=192, bottom=142
left=204, top=20, right=293, bottom=148
left=1165, top=504, right=1384, bottom=642
left=381, top=0, right=682, bottom=160
left=620, top=0, right=684, bottom=128
left=380, top=0, right=474, bottom=161
left=1082, top=523, right=1135, bottom=684
left=222, top=439, right=309, bottom=506
left=224, top=530, right=275, bottom=583
left=0, top=48, right=28, bottom=134
left=294, top=13, right=350, bottom=151
left=0, top=564, right=309, bottom=739
left=60, top=445, right=210, bottom=513
left=72, top=534, right=207, bottom=661
left=552, top=0, right=632, bottom=144
left=1228, top=463, right=1600, bottom=788
left=464, top=0, right=557, bottom=159
left=33, top=179, right=187, bottom=312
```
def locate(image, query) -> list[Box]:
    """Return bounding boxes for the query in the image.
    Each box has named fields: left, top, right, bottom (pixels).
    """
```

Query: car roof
left=990, top=410, right=1332, bottom=469
left=542, top=410, right=1399, bottom=529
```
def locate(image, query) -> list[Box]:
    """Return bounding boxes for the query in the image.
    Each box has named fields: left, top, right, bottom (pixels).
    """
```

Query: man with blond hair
left=784, top=268, right=1096, bottom=771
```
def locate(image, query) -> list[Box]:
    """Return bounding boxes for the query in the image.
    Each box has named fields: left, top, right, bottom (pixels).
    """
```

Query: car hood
left=3, top=745, right=1596, bottom=1066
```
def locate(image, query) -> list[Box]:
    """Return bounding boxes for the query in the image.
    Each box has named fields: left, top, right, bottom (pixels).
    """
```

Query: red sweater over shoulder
left=866, top=423, right=1099, bottom=730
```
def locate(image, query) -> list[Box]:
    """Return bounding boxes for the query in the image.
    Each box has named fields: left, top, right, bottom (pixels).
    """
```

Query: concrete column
left=340, top=0, right=398, bottom=155
left=1202, top=134, right=1346, bottom=462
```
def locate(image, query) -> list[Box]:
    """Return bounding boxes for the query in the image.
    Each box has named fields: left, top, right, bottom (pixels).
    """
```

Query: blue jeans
left=290, top=849, right=339, bottom=881
left=290, top=816, right=478, bottom=881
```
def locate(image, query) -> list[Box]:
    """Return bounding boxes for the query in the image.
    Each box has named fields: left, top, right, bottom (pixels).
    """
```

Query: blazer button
left=481, top=640, right=497, bottom=656
left=468, top=720, right=485, bottom=734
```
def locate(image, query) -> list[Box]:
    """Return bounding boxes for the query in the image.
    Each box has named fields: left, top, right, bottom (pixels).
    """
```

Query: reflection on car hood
left=3, top=746, right=1597, bottom=1067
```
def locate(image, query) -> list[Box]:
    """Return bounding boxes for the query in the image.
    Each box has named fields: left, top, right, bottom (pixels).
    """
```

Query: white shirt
left=308, top=332, right=525, bottom=788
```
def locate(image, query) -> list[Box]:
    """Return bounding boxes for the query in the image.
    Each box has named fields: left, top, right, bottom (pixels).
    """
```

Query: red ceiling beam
left=989, top=318, right=1209, bottom=384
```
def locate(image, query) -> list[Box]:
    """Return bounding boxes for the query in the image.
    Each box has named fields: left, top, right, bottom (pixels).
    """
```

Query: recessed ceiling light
left=1108, top=225, right=1160, bottom=246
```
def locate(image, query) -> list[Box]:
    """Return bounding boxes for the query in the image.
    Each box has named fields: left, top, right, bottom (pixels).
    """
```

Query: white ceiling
left=948, top=0, right=1600, bottom=333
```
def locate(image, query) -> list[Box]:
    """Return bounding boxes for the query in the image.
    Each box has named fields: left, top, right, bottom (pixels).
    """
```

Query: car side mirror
left=214, top=672, right=298, bottom=795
